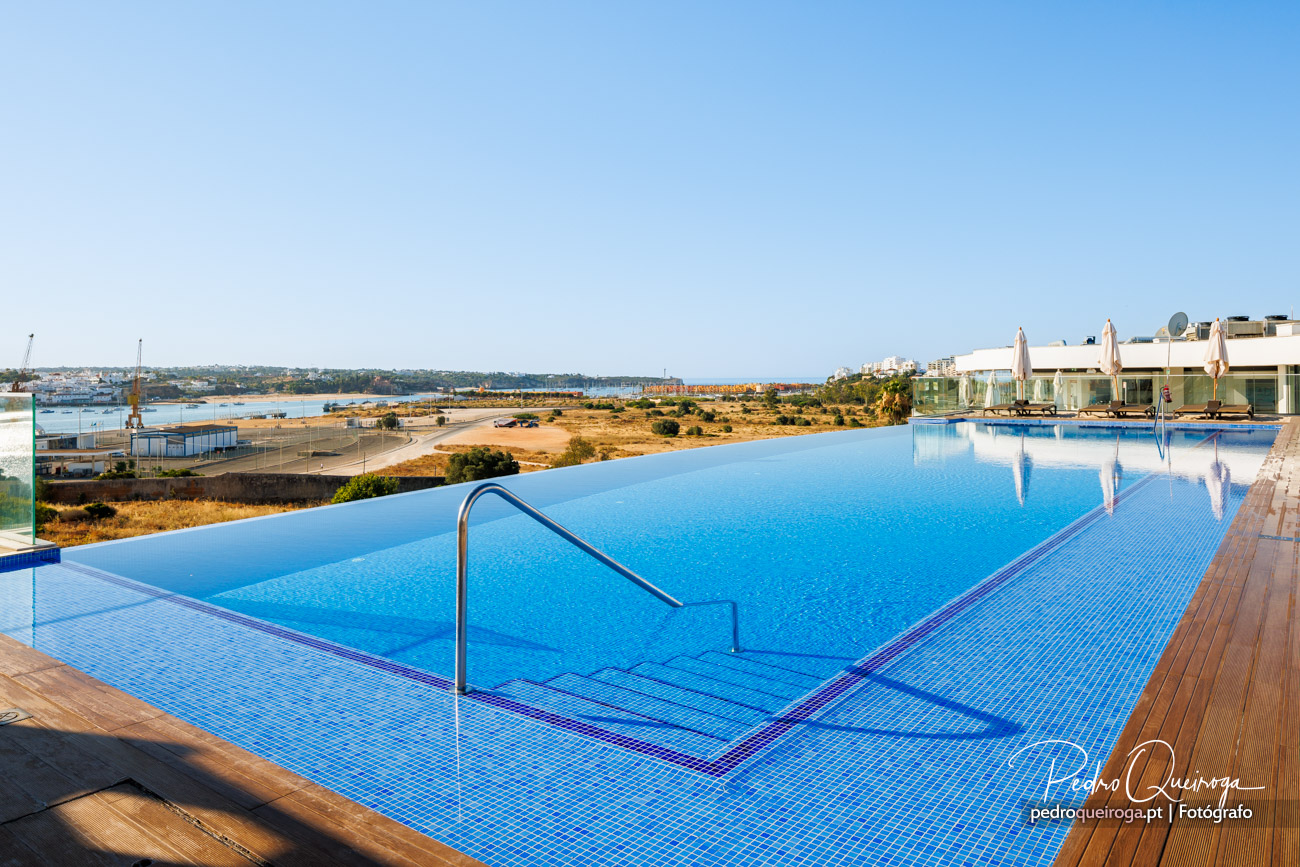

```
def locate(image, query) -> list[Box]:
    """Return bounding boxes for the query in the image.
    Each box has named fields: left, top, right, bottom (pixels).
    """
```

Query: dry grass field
left=40, top=499, right=319, bottom=547
left=41, top=397, right=892, bottom=546
left=382, top=399, right=886, bottom=476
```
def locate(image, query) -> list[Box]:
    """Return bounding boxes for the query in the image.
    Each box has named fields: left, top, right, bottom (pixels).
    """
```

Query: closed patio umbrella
left=1204, top=318, right=1229, bottom=401
left=1033, top=376, right=1048, bottom=402
left=1012, top=432, right=1032, bottom=506
left=1052, top=369, right=1064, bottom=409
left=958, top=373, right=972, bottom=408
left=984, top=370, right=997, bottom=409
left=1099, top=319, right=1122, bottom=401
left=1011, top=328, right=1031, bottom=401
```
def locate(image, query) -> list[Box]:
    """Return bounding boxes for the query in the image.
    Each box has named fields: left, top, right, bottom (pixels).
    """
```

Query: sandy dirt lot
left=439, top=425, right=571, bottom=451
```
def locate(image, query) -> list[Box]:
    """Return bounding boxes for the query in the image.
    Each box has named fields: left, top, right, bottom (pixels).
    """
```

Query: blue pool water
left=0, top=421, right=1279, bottom=865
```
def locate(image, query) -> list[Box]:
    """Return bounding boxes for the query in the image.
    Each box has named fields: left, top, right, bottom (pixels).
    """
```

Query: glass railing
left=913, top=372, right=1294, bottom=417
left=1, top=394, right=36, bottom=547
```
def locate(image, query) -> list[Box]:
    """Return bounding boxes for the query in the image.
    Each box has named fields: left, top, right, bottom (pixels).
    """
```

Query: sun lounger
left=1210, top=403, right=1254, bottom=420
left=1018, top=403, right=1057, bottom=416
left=1077, top=400, right=1122, bottom=417
left=982, top=402, right=1022, bottom=416
left=1172, top=403, right=1210, bottom=417
left=1110, top=403, right=1155, bottom=418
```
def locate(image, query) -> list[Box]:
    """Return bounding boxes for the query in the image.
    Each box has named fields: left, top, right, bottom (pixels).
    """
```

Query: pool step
left=544, top=673, right=751, bottom=741
left=492, top=680, right=728, bottom=755
left=591, top=669, right=769, bottom=727
left=493, top=650, right=840, bottom=759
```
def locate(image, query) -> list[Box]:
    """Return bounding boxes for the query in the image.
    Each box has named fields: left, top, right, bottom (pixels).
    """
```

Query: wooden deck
left=1053, top=418, right=1299, bottom=866
left=0, top=634, right=482, bottom=867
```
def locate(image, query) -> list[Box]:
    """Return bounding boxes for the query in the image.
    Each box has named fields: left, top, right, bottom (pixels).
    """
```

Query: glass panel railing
left=1, top=394, right=36, bottom=547
left=913, top=373, right=1291, bottom=418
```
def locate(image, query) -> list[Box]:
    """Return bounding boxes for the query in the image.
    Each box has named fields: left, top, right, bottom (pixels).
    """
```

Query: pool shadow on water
left=777, top=670, right=1024, bottom=741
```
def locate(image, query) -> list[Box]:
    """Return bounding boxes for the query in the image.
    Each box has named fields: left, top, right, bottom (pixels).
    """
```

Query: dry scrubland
left=44, top=397, right=895, bottom=546
left=382, top=398, right=889, bottom=475
left=40, top=499, right=322, bottom=547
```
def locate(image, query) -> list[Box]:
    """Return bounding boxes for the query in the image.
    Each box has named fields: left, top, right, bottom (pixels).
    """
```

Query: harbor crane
left=126, top=339, right=145, bottom=429
left=10, top=333, right=33, bottom=393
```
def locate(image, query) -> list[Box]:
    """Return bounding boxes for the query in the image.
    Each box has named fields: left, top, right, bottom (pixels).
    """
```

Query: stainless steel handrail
left=455, top=482, right=740, bottom=695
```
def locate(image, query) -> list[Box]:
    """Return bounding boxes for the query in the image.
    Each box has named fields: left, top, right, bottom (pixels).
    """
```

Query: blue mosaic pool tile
left=0, top=424, right=1273, bottom=866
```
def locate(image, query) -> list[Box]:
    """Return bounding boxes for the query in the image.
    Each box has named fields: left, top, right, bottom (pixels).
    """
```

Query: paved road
left=179, top=409, right=511, bottom=476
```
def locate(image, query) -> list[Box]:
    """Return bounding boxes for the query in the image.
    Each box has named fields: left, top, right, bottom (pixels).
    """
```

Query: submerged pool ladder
left=454, top=482, right=741, bottom=696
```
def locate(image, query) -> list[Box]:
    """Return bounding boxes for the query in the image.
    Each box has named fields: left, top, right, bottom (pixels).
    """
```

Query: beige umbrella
left=984, top=370, right=997, bottom=409
left=1204, top=318, right=1229, bottom=401
left=1011, top=327, right=1031, bottom=401
left=1098, top=319, right=1122, bottom=401
left=1052, top=369, right=1064, bottom=409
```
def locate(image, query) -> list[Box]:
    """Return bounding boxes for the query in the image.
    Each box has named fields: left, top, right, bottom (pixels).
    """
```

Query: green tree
left=875, top=378, right=913, bottom=424
left=377, top=412, right=400, bottom=430
left=446, top=447, right=519, bottom=484
left=332, top=473, right=400, bottom=504
left=551, top=436, right=597, bottom=468
left=651, top=419, right=680, bottom=437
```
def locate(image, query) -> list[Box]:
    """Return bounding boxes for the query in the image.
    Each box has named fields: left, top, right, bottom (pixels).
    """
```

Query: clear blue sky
left=4, top=2, right=1297, bottom=377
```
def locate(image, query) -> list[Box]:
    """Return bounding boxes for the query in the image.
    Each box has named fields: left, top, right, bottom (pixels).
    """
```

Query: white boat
left=39, top=409, right=54, bottom=413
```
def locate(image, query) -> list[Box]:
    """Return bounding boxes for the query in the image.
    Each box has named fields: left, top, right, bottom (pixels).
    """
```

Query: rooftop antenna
left=1164, top=312, right=1187, bottom=392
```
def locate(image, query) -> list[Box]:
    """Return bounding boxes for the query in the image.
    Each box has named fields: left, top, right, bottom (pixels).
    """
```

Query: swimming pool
left=1, top=421, right=1277, bottom=865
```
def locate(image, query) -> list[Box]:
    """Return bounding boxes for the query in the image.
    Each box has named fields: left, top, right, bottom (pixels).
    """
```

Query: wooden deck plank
left=0, top=631, right=485, bottom=867
left=1053, top=418, right=1300, bottom=867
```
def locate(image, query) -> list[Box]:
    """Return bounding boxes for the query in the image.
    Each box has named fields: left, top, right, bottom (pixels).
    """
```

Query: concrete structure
left=861, top=356, right=919, bottom=377
left=130, top=423, right=237, bottom=457
left=42, top=472, right=444, bottom=504
left=924, top=357, right=956, bottom=377
left=953, top=316, right=1300, bottom=414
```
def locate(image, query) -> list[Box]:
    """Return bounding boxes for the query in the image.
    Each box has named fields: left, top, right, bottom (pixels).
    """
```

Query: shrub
left=437, top=415, right=447, bottom=426
left=849, top=417, right=864, bottom=428
left=650, top=409, right=665, bottom=416
left=741, top=406, right=751, bottom=414
left=699, top=411, right=716, bottom=423
left=377, top=412, right=400, bottom=430
left=513, top=412, right=540, bottom=420
left=59, top=507, right=91, bottom=522
left=95, top=470, right=137, bottom=480
left=332, top=473, right=400, bottom=504
left=651, top=419, right=680, bottom=437
left=834, top=415, right=845, bottom=426
left=796, top=417, right=812, bottom=427
left=83, top=502, right=118, bottom=520
left=157, top=468, right=200, bottom=477
left=552, top=436, right=597, bottom=468
left=34, top=477, right=52, bottom=502
left=549, top=409, right=563, bottom=417
left=35, top=502, right=57, bottom=531
left=446, top=447, right=519, bottom=484
left=686, top=425, right=703, bottom=436
left=722, top=424, right=732, bottom=433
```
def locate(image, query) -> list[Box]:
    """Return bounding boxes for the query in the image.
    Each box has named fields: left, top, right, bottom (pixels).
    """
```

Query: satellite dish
left=1168, top=312, right=1189, bottom=337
